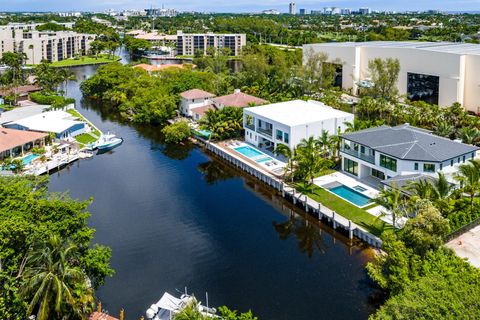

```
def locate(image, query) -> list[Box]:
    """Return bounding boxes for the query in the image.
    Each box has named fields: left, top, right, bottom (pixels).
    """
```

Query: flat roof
left=245, top=100, right=353, bottom=127
left=305, top=41, right=480, bottom=56
left=0, top=104, right=49, bottom=125
left=7, top=110, right=84, bottom=134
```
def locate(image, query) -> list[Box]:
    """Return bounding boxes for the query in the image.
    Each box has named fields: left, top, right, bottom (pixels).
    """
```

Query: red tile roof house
left=212, top=89, right=267, bottom=110
left=0, top=127, right=48, bottom=160
left=179, top=89, right=216, bottom=117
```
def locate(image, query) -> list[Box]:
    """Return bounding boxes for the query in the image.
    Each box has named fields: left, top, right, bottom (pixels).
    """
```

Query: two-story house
left=340, top=124, right=479, bottom=186
left=243, top=100, right=354, bottom=152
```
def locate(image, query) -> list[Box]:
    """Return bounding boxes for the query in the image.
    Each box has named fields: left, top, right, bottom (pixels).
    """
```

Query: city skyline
left=2, top=0, right=480, bottom=13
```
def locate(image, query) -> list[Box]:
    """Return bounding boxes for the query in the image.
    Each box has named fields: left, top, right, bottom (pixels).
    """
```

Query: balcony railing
left=256, top=127, right=273, bottom=137
left=245, top=124, right=255, bottom=131
left=341, top=147, right=375, bottom=164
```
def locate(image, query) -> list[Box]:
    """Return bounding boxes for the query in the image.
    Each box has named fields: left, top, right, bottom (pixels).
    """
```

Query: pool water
left=235, top=145, right=263, bottom=158
left=329, top=185, right=371, bottom=207
left=22, top=154, right=40, bottom=165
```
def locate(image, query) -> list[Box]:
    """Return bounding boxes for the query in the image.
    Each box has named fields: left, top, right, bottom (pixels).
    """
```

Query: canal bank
left=46, top=62, right=382, bottom=320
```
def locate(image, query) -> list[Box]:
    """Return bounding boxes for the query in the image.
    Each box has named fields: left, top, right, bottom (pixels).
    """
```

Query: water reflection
left=197, top=160, right=239, bottom=185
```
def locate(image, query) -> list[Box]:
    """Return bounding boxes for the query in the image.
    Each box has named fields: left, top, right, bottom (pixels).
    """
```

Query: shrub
left=30, top=92, right=75, bottom=108
left=162, top=121, right=192, bottom=144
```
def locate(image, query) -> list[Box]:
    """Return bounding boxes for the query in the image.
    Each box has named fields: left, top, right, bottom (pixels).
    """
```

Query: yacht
left=94, top=132, right=123, bottom=150
left=146, top=291, right=217, bottom=320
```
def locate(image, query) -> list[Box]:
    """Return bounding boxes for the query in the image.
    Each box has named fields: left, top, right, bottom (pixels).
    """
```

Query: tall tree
left=364, top=57, right=400, bottom=101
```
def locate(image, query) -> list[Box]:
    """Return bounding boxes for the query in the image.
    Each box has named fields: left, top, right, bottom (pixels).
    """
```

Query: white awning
left=155, top=292, right=183, bottom=311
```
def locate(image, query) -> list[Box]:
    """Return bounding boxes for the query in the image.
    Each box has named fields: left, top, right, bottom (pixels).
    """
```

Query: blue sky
left=2, top=0, right=480, bottom=13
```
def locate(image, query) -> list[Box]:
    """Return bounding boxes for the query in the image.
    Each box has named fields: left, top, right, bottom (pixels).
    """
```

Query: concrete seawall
left=201, top=139, right=383, bottom=248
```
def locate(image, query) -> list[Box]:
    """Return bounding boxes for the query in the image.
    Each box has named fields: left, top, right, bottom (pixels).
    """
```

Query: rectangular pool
left=328, top=184, right=371, bottom=207
left=235, top=145, right=262, bottom=158
left=22, top=154, right=40, bottom=165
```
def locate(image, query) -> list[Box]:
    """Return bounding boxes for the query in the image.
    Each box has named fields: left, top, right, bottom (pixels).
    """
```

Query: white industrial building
left=243, top=100, right=354, bottom=151
left=303, top=41, right=480, bottom=113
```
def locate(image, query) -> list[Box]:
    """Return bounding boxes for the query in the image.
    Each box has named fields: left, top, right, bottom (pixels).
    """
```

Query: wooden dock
left=202, top=139, right=383, bottom=248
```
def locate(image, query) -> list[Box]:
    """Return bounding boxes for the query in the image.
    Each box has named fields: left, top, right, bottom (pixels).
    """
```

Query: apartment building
left=176, top=31, right=246, bottom=56
left=303, top=41, right=480, bottom=112
left=0, top=26, right=95, bottom=64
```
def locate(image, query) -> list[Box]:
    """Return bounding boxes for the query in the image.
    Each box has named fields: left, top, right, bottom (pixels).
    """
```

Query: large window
left=407, top=72, right=439, bottom=105
left=284, top=132, right=289, bottom=144
left=276, top=129, right=283, bottom=140
left=344, top=158, right=358, bottom=176
left=423, top=163, right=435, bottom=173
left=380, top=155, right=397, bottom=172
left=371, top=168, right=385, bottom=180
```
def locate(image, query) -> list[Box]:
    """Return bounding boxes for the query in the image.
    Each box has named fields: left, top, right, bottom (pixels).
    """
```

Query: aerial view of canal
left=47, top=58, right=381, bottom=319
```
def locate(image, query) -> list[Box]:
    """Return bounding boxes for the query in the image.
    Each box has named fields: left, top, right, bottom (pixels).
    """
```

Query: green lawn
left=66, top=109, right=101, bottom=137
left=50, top=54, right=120, bottom=67
left=75, top=133, right=97, bottom=145
left=295, top=182, right=390, bottom=237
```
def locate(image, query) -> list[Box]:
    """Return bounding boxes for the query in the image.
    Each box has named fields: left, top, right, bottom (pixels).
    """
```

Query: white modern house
left=340, top=124, right=479, bottom=186
left=303, top=41, right=480, bottom=113
left=243, top=100, right=354, bottom=151
left=4, top=110, right=86, bottom=139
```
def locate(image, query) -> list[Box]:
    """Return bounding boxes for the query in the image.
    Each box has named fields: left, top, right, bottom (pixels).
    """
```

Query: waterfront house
left=179, top=89, right=215, bottom=117
left=212, top=89, right=267, bottom=110
left=340, top=124, right=479, bottom=185
left=4, top=110, right=86, bottom=139
left=243, top=99, right=354, bottom=152
left=0, top=127, right=47, bottom=159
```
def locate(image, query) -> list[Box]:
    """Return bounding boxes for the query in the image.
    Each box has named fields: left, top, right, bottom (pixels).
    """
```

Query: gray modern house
left=340, top=124, right=479, bottom=185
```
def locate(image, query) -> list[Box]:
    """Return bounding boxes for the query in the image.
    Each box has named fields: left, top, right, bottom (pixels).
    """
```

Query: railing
left=245, top=124, right=255, bottom=131
left=341, top=148, right=375, bottom=164
left=256, top=127, right=273, bottom=137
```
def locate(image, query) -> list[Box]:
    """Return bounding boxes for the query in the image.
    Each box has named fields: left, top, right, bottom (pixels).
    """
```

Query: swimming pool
left=234, top=145, right=273, bottom=163
left=22, top=154, right=40, bottom=165
left=328, top=184, right=371, bottom=207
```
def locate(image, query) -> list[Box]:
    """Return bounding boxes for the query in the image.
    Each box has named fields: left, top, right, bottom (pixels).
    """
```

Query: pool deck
left=447, top=224, right=480, bottom=268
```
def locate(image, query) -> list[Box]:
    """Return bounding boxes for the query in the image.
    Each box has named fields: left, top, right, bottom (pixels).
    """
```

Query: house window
left=440, top=163, right=443, bottom=170
left=414, top=163, right=418, bottom=170
left=472, top=152, right=475, bottom=159
left=360, top=146, right=365, bottom=154
left=284, top=132, right=289, bottom=144
left=451, top=160, right=454, bottom=166
left=380, top=155, right=397, bottom=172
left=371, top=168, right=385, bottom=180
left=423, top=163, right=435, bottom=173
left=276, top=129, right=283, bottom=140
left=463, top=155, right=466, bottom=163
left=344, top=158, right=358, bottom=176
left=354, top=144, right=359, bottom=151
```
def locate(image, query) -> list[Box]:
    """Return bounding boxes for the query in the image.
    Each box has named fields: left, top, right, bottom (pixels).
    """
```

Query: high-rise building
left=289, top=2, right=297, bottom=15
left=359, top=7, right=371, bottom=15
left=341, top=8, right=351, bottom=15
left=176, top=31, right=246, bottom=56
left=332, top=7, right=341, bottom=15
left=299, top=8, right=306, bottom=15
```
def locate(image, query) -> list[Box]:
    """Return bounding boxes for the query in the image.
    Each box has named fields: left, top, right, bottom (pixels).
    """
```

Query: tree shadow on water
left=197, top=160, right=239, bottom=185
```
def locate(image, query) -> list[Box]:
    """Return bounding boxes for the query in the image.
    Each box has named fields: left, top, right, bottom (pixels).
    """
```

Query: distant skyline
left=2, top=0, right=480, bottom=13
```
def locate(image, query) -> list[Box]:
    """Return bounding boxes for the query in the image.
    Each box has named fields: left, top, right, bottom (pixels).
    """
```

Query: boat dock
left=201, top=139, right=383, bottom=248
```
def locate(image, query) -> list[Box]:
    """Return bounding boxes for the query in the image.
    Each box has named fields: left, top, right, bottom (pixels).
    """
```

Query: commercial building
left=176, top=31, right=246, bottom=56
left=303, top=41, right=480, bottom=112
left=359, top=7, right=371, bottom=15
left=145, top=7, right=177, bottom=17
left=340, top=124, right=479, bottom=185
left=0, top=26, right=95, bottom=64
left=299, top=9, right=306, bottom=15
left=243, top=100, right=354, bottom=151
left=4, top=110, right=86, bottom=139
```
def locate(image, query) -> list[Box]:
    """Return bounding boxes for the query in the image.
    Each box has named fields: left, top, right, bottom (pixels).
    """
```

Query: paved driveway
left=447, top=225, right=480, bottom=268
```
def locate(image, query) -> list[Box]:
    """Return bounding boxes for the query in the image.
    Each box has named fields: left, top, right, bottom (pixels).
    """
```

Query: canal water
left=47, top=61, right=381, bottom=319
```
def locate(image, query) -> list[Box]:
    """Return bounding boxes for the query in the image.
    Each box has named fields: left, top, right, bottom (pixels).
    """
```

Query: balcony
left=245, top=124, right=255, bottom=131
left=256, top=127, right=272, bottom=137
left=341, top=147, right=375, bottom=164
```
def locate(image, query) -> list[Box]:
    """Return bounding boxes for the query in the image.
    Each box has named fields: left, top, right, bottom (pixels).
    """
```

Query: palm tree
left=21, top=235, right=93, bottom=320
left=274, top=143, right=296, bottom=182
left=58, top=68, right=77, bottom=96
left=459, top=127, right=480, bottom=146
left=373, top=185, right=406, bottom=229
left=296, top=137, right=325, bottom=192
left=455, top=159, right=480, bottom=213
left=317, top=130, right=330, bottom=159
left=434, top=120, right=454, bottom=138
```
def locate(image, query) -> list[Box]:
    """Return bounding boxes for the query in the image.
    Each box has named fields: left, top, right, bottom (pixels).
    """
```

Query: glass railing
left=257, top=127, right=273, bottom=137
left=245, top=124, right=255, bottom=131
left=341, top=148, right=375, bottom=164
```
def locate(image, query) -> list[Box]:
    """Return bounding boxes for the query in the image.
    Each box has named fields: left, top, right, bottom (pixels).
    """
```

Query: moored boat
left=146, top=291, right=217, bottom=320
left=95, top=133, right=123, bottom=150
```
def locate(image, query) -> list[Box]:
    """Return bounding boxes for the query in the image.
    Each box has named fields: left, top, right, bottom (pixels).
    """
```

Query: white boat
left=94, top=133, right=123, bottom=150
left=146, top=291, right=217, bottom=320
